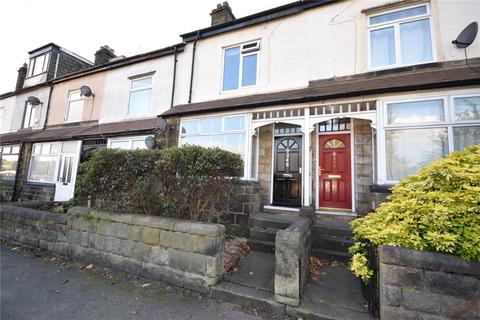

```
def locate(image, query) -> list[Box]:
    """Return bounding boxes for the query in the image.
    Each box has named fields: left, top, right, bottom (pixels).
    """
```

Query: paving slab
left=295, top=266, right=376, bottom=320
left=225, top=251, right=275, bottom=292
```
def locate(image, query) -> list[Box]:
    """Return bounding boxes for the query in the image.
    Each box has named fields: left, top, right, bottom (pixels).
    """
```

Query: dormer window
left=222, top=41, right=260, bottom=91
left=368, top=4, right=434, bottom=69
left=28, top=53, right=50, bottom=77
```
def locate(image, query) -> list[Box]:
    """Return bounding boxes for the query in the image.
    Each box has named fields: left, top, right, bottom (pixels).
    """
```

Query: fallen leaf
left=141, top=283, right=150, bottom=288
left=248, top=271, right=254, bottom=276
left=85, top=264, right=94, bottom=270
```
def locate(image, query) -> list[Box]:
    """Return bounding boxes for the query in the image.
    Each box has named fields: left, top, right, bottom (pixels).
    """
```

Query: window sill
left=26, top=181, right=55, bottom=187
left=370, top=183, right=394, bottom=194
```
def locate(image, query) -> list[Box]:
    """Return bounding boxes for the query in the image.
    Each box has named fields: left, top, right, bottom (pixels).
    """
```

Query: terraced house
left=1, top=0, right=480, bottom=234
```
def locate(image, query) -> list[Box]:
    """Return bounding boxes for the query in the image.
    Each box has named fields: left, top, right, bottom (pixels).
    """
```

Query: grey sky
left=0, top=0, right=291, bottom=94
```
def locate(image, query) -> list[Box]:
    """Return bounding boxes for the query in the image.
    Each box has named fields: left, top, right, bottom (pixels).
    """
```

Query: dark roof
left=0, top=44, right=185, bottom=99
left=181, top=0, right=337, bottom=42
left=0, top=118, right=156, bottom=145
left=28, top=42, right=59, bottom=54
left=160, top=59, right=480, bottom=117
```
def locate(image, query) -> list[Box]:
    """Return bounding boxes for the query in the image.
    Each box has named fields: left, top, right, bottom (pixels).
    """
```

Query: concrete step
left=247, top=239, right=276, bottom=254
left=314, top=219, right=352, bottom=239
left=311, top=248, right=352, bottom=262
left=249, top=226, right=277, bottom=242
left=211, top=281, right=285, bottom=315
left=249, top=212, right=298, bottom=229
left=313, top=236, right=355, bottom=253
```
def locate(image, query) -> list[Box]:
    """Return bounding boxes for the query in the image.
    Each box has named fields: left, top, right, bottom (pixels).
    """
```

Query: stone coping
left=379, top=245, right=480, bottom=277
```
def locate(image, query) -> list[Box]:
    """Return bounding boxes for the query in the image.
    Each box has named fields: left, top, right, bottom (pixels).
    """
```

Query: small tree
left=350, top=145, right=480, bottom=282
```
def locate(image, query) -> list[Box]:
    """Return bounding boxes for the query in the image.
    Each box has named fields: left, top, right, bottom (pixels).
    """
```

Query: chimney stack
left=210, top=2, right=235, bottom=26
left=15, top=63, right=28, bottom=91
left=94, top=45, right=116, bottom=66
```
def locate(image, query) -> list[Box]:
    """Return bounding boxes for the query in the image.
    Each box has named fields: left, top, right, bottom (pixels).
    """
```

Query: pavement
left=0, top=244, right=289, bottom=320
left=225, top=251, right=275, bottom=292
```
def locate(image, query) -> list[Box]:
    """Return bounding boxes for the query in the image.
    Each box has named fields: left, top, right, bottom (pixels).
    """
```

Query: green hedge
left=350, top=145, right=480, bottom=282
left=75, top=146, right=243, bottom=223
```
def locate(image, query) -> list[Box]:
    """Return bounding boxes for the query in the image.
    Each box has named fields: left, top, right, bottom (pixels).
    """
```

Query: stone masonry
left=0, top=204, right=225, bottom=292
left=258, top=124, right=273, bottom=207
left=354, top=119, right=374, bottom=215
left=274, top=217, right=312, bottom=306
left=379, top=245, right=480, bottom=319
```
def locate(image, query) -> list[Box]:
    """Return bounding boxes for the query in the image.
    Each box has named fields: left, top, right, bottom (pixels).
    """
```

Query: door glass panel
left=324, top=139, right=346, bottom=149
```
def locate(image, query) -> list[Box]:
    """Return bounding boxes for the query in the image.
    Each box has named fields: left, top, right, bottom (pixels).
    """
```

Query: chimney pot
left=15, top=63, right=28, bottom=91
left=94, top=45, right=116, bottom=66
left=210, top=1, right=235, bottom=26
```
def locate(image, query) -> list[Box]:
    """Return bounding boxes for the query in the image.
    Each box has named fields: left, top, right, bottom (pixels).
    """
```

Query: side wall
left=379, top=245, right=480, bottom=319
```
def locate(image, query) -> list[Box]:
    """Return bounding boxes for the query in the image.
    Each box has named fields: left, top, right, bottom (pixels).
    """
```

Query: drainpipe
left=170, top=46, right=178, bottom=108
left=43, top=83, right=54, bottom=129
left=188, top=31, right=201, bottom=104
left=10, top=141, right=23, bottom=202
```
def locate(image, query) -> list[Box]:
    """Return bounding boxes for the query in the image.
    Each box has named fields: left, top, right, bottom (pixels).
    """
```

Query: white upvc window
left=107, top=136, right=151, bottom=150
left=368, top=3, right=434, bottom=69
left=179, top=114, right=251, bottom=178
left=28, top=142, right=60, bottom=183
left=23, top=102, right=41, bottom=129
left=128, top=76, right=153, bottom=117
left=28, top=53, right=50, bottom=77
left=379, top=93, right=480, bottom=183
left=65, top=90, right=84, bottom=123
left=0, top=145, right=20, bottom=180
left=222, top=41, right=260, bottom=92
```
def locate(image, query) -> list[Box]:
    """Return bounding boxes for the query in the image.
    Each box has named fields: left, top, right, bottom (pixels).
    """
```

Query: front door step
left=225, top=251, right=275, bottom=292
left=248, top=212, right=354, bottom=261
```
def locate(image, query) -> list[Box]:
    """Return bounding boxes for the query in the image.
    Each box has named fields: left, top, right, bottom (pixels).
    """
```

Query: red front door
left=319, top=134, right=352, bottom=210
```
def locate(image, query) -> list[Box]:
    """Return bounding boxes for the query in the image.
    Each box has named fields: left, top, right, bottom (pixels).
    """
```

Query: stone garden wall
left=274, top=217, right=313, bottom=306
left=0, top=204, right=225, bottom=292
left=379, top=245, right=480, bottom=319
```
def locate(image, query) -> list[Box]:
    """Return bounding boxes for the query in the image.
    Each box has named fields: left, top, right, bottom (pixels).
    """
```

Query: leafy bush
left=75, top=148, right=163, bottom=212
left=75, top=146, right=243, bottom=223
left=350, top=145, right=480, bottom=282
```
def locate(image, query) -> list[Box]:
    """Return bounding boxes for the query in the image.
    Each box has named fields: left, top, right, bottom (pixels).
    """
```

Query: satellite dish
left=156, top=117, right=168, bottom=133
left=27, top=96, right=41, bottom=106
left=80, top=85, right=94, bottom=97
left=145, top=136, right=156, bottom=149
left=452, top=22, right=478, bottom=49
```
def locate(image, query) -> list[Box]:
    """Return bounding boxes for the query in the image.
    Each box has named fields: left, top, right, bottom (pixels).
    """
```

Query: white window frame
left=377, top=92, right=480, bottom=184
left=221, top=40, right=260, bottom=93
left=27, top=142, right=61, bottom=184
left=107, top=135, right=151, bottom=150
left=179, top=113, right=250, bottom=179
left=127, top=75, right=153, bottom=118
left=27, top=53, right=50, bottom=78
left=23, top=102, right=41, bottom=129
left=0, top=144, right=20, bottom=180
left=64, top=90, right=85, bottom=123
left=367, top=3, right=436, bottom=70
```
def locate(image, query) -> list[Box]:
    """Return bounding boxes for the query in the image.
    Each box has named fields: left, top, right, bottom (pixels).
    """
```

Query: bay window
left=29, top=143, right=59, bottom=183
left=222, top=41, right=259, bottom=91
left=368, top=4, right=434, bottom=69
left=0, top=145, right=20, bottom=180
left=108, top=136, right=150, bottom=150
left=381, top=94, right=480, bottom=182
left=180, top=114, right=248, bottom=176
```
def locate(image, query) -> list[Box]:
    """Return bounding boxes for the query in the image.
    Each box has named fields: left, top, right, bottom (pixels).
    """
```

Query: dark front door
left=319, top=134, right=352, bottom=210
left=273, top=136, right=302, bottom=207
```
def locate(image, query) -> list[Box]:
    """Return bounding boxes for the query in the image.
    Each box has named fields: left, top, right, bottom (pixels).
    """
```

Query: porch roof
left=0, top=118, right=156, bottom=145
left=160, top=59, right=480, bottom=117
